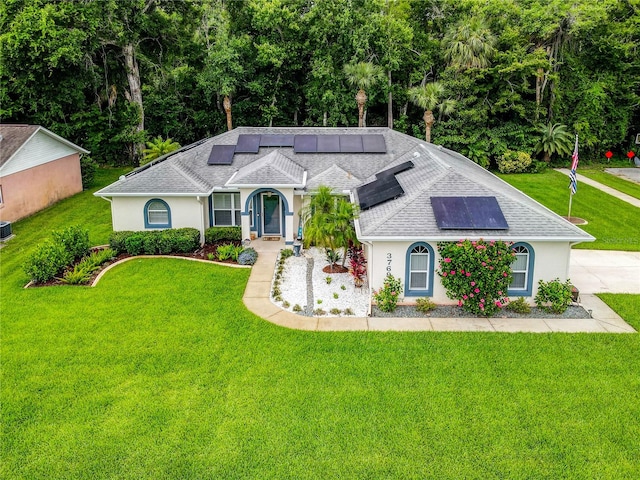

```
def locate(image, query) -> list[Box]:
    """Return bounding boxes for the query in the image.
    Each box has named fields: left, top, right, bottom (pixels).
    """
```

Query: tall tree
left=442, top=16, right=497, bottom=70
left=198, top=0, right=247, bottom=132
left=343, top=62, right=384, bottom=127
left=408, top=82, right=455, bottom=143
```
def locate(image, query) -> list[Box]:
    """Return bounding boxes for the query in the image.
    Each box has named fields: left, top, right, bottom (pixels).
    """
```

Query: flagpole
left=567, top=134, right=579, bottom=220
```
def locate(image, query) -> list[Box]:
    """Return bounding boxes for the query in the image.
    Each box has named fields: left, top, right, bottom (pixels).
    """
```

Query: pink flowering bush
left=437, top=239, right=515, bottom=316
left=373, top=274, right=403, bottom=312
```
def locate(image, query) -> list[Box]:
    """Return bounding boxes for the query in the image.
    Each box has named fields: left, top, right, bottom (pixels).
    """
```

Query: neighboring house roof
left=0, top=124, right=89, bottom=176
left=95, top=127, right=594, bottom=243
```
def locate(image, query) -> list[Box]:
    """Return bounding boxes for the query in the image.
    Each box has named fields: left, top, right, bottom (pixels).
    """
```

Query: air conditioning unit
left=0, top=221, right=12, bottom=240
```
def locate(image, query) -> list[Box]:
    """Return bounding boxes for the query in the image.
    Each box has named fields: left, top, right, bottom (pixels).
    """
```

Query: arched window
left=508, top=242, right=534, bottom=296
left=144, top=199, right=171, bottom=228
left=405, top=242, right=434, bottom=296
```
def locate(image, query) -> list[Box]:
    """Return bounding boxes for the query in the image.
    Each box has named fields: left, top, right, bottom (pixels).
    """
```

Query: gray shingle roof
left=95, top=127, right=593, bottom=242
left=226, top=150, right=304, bottom=186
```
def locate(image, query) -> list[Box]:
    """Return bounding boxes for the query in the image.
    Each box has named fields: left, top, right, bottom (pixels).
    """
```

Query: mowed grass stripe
left=578, top=169, right=640, bottom=200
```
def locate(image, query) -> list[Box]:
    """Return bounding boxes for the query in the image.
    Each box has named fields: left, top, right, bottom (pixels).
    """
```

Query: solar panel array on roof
left=431, top=196, right=509, bottom=230
left=235, top=134, right=261, bottom=153
left=207, top=145, right=236, bottom=165
left=357, top=161, right=415, bottom=210
left=317, top=134, right=341, bottom=153
left=208, top=133, right=388, bottom=166
left=260, top=134, right=295, bottom=147
left=294, top=135, right=318, bottom=153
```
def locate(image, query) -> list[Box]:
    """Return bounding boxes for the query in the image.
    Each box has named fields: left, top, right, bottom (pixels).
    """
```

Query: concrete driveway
left=570, top=249, right=640, bottom=294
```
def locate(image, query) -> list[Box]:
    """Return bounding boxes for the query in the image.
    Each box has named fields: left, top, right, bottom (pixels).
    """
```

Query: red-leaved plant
left=347, top=242, right=367, bottom=286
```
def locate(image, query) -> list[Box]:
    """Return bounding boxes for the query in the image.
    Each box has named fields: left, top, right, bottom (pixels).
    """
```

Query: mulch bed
left=322, top=264, right=349, bottom=274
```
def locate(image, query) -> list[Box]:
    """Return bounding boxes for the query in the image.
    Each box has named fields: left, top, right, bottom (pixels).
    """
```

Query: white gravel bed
left=272, top=247, right=370, bottom=317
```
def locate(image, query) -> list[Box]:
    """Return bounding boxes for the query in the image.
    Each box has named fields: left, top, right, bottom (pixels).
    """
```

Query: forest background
left=1, top=0, right=638, bottom=168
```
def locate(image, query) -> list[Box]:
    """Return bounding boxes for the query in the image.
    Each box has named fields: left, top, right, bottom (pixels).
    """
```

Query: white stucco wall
left=368, top=240, right=573, bottom=305
left=110, top=196, right=207, bottom=242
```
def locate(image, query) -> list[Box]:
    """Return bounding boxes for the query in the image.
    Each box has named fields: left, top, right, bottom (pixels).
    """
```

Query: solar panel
left=294, top=135, right=318, bottom=153
left=357, top=177, right=404, bottom=210
left=235, top=134, right=261, bottom=153
left=362, top=134, right=387, bottom=153
left=340, top=135, right=363, bottom=153
left=317, top=135, right=340, bottom=153
left=431, top=197, right=508, bottom=230
left=260, top=134, right=295, bottom=147
left=377, top=161, right=414, bottom=178
left=431, top=197, right=473, bottom=229
left=466, top=196, right=509, bottom=229
left=207, top=145, right=235, bottom=165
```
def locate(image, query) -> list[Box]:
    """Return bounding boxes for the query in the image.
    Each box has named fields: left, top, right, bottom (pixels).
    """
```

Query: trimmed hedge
left=109, top=228, right=200, bottom=255
left=205, top=226, right=241, bottom=244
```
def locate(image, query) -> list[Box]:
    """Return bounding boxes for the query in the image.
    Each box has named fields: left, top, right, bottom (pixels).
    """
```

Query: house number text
left=386, top=253, right=392, bottom=273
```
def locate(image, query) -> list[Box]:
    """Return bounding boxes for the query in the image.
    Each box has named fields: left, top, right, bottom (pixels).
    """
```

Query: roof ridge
left=170, top=162, right=210, bottom=192
left=268, top=150, right=304, bottom=182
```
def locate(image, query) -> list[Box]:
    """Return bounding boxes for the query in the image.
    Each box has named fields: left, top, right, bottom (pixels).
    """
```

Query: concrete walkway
left=243, top=240, right=636, bottom=334
left=556, top=168, right=640, bottom=208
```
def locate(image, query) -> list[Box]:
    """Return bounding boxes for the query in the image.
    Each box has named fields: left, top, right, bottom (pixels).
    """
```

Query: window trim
left=507, top=242, right=535, bottom=297
left=405, top=242, right=435, bottom=297
left=211, top=192, right=241, bottom=227
left=0, top=185, right=3, bottom=205
left=144, top=198, right=171, bottom=229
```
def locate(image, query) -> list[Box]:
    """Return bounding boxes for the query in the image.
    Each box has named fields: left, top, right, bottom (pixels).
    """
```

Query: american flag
left=569, top=135, right=579, bottom=195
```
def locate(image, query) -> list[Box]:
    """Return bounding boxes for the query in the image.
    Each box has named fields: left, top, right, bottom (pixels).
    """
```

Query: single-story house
left=95, top=127, right=593, bottom=304
left=0, top=124, right=89, bottom=222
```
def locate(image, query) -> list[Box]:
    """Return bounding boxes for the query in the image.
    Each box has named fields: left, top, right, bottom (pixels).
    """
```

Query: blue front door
left=262, top=194, right=281, bottom=235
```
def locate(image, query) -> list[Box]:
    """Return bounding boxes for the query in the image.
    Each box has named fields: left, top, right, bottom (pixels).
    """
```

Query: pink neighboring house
left=0, top=125, right=89, bottom=222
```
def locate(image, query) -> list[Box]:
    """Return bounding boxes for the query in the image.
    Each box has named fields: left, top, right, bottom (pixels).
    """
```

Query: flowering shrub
left=437, top=239, right=514, bottom=316
left=373, top=274, right=403, bottom=312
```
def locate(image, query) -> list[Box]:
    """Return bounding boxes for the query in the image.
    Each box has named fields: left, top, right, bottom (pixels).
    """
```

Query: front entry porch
left=244, top=188, right=295, bottom=244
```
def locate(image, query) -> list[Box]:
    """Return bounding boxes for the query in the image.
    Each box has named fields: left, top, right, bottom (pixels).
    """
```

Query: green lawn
left=499, top=170, right=640, bottom=251
left=2, top=168, right=640, bottom=479
left=578, top=169, right=640, bottom=200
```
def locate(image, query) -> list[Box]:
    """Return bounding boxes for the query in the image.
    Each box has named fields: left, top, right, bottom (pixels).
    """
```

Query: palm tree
left=343, top=62, right=384, bottom=127
left=302, top=186, right=336, bottom=250
left=407, top=82, right=456, bottom=143
left=535, top=123, right=574, bottom=162
left=332, top=199, right=359, bottom=267
left=443, top=17, right=497, bottom=70
left=301, top=186, right=358, bottom=270
left=141, top=136, right=181, bottom=165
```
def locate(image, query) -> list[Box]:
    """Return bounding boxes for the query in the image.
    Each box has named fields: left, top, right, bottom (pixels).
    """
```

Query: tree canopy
left=1, top=0, right=638, bottom=167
